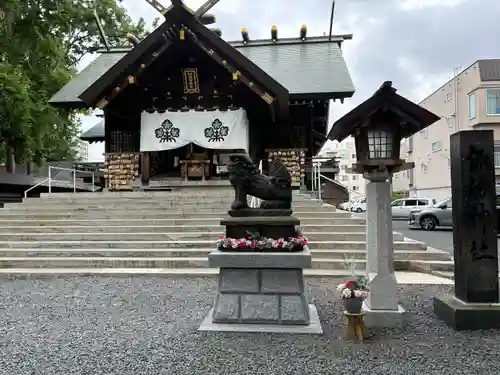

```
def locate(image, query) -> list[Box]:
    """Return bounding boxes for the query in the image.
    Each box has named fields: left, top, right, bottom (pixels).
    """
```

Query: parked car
left=339, top=199, right=360, bottom=211
left=408, top=197, right=452, bottom=230
left=351, top=198, right=366, bottom=213
left=391, top=197, right=437, bottom=219
left=409, top=194, right=500, bottom=230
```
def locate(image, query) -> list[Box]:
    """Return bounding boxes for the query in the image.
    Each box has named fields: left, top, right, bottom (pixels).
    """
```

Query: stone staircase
left=0, top=189, right=452, bottom=277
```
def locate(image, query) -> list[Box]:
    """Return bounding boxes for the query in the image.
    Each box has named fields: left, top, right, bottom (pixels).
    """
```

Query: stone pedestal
left=198, top=249, right=323, bottom=334
left=221, top=215, right=299, bottom=240
left=434, top=130, right=500, bottom=330
left=362, top=170, right=405, bottom=328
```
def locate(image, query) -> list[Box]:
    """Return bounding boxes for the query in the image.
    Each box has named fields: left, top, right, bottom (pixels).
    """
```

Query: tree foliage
left=0, top=0, right=147, bottom=170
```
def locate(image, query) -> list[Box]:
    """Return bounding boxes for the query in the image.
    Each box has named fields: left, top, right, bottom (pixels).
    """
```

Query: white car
left=351, top=198, right=366, bottom=213
left=391, top=197, right=437, bottom=219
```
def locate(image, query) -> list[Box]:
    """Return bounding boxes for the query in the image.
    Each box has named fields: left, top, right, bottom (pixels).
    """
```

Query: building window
left=351, top=153, right=356, bottom=159
left=494, top=147, right=500, bottom=167
left=352, top=185, right=358, bottom=191
left=447, top=117, right=453, bottom=128
left=422, top=164, right=428, bottom=174
left=420, top=129, right=428, bottom=139
left=468, top=93, right=476, bottom=119
left=352, top=175, right=358, bottom=180
left=486, top=89, right=500, bottom=115
left=341, top=175, right=348, bottom=181
left=431, top=141, right=442, bottom=152
left=446, top=93, right=452, bottom=102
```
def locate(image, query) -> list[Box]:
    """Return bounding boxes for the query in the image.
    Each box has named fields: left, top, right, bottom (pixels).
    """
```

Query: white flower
left=342, top=288, right=352, bottom=298
left=336, top=283, right=346, bottom=292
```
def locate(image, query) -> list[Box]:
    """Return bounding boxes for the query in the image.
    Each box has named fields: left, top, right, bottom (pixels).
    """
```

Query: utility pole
left=453, top=66, right=462, bottom=131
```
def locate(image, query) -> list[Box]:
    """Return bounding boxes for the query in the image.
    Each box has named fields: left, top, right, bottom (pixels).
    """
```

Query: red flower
left=345, top=280, right=357, bottom=288
left=248, top=236, right=253, bottom=240
left=250, top=242, right=256, bottom=249
left=238, top=242, right=246, bottom=248
left=219, top=236, right=225, bottom=240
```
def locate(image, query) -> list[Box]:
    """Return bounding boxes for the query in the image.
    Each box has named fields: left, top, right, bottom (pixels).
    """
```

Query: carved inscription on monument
left=463, top=145, right=496, bottom=261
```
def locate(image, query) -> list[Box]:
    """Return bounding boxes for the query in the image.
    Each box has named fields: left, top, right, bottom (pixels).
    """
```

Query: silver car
left=408, top=197, right=452, bottom=230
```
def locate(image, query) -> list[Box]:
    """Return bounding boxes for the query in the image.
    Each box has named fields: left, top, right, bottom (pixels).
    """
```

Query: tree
left=0, top=62, right=33, bottom=171
left=0, top=0, right=148, bottom=170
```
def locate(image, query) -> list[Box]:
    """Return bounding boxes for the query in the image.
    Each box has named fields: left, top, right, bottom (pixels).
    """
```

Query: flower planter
left=216, top=231, right=308, bottom=253
left=344, top=297, right=364, bottom=314
left=217, top=244, right=305, bottom=253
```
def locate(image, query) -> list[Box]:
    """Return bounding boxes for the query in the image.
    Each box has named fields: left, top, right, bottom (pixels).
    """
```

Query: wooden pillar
left=141, top=152, right=151, bottom=184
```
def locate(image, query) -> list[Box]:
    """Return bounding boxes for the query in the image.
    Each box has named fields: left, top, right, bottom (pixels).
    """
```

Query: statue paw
left=231, top=200, right=249, bottom=210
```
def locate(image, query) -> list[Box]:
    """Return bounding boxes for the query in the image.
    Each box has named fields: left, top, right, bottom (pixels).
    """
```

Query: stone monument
left=199, top=153, right=322, bottom=334
left=434, top=130, right=500, bottom=330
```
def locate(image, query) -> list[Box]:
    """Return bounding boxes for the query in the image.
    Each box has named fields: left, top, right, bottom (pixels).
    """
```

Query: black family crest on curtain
left=204, top=119, right=229, bottom=142
left=155, top=119, right=180, bottom=143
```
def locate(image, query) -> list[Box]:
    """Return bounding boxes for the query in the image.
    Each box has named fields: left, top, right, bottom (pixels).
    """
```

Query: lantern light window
left=367, top=130, right=393, bottom=159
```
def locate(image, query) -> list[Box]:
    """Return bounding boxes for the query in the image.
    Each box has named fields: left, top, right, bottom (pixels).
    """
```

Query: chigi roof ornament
left=144, top=0, right=220, bottom=25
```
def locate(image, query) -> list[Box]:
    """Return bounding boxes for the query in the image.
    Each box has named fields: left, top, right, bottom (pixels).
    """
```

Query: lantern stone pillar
left=362, top=168, right=405, bottom=328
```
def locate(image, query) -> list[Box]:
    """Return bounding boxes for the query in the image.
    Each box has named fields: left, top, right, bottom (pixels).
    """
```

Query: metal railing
left=24, top=166, right=96, bottom=198
left=311, top=161, right=364, bottom=205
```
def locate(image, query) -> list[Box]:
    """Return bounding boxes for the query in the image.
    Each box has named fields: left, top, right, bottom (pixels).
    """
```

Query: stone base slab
left=209, top=248, right=311, bottom=269
left=434, top=294, right=500, bottom=331
left=362, top=301, right=406, bottom=328
left=199, top=304, right=323, bottom=334
left=212, top=268, right=310, bottom=325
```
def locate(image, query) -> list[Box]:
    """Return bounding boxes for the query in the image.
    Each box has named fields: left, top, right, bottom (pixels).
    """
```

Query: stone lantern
left=328, top=81, right=439, bottom=328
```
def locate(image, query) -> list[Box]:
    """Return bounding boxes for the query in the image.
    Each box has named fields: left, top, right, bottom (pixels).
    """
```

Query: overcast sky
left=80, top=0, right=500, bottom=161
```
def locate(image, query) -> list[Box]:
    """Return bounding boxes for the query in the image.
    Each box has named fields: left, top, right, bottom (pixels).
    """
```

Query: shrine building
left=49, top=2, right=355, bottom=189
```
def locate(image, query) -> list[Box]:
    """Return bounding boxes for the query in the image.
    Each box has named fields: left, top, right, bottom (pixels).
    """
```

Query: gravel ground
left=1, top=277, right=499, bottom=375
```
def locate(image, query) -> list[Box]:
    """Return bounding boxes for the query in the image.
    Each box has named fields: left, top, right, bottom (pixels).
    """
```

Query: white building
left=392, top=59, right=500, bottom=201
left=77, top=140, right=89, bottom=161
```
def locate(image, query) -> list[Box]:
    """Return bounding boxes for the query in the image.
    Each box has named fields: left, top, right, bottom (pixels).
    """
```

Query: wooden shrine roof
left=50, top=33, right=354, bottom=108
left=80, top=120, right=105, bottom=143
left=327, top=81, right=441, bottom=142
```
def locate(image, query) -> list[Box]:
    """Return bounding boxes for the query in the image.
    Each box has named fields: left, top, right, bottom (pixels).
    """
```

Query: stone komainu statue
left=227, top=153, right=292, bottom=210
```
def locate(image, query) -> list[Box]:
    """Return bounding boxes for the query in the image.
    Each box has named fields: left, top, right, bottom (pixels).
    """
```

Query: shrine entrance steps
left=0, top=189, right=452, bottom=278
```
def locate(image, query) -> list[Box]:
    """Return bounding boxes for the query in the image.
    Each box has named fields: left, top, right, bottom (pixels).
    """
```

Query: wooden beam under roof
left=96, top=28, right=178, bottom=109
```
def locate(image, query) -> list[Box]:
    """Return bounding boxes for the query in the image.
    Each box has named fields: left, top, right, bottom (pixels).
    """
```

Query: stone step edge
left=0, top=268, right=455, bottom=284
left=0, top=240, right=422, bottom=245
left=0, top=224, right=368, bottom=229
left=0, top=248, right=436, bottom=254
left=0, top=231, right=396, bottom=236
left=0, top=217, right=365, bottom=223
left=0, top=212, right=347, bottom=216
left=0, top=256, right=450, bottom=262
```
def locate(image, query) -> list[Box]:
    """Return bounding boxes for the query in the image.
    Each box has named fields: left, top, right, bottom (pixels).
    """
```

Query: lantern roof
left=328, top=81, right=440, bottom=142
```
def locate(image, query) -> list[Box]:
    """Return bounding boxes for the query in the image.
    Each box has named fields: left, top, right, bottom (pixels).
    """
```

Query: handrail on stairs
left=311, top=161, right=364, bottom=204
left=23, top=166, right=96, bottom=199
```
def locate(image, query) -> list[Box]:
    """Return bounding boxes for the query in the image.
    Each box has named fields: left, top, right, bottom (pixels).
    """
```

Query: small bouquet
left=337, top=277, right=369, bottom=313
left=336, top=277, right=369, bottom=299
